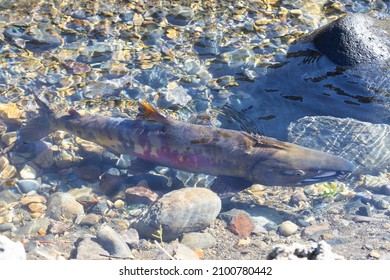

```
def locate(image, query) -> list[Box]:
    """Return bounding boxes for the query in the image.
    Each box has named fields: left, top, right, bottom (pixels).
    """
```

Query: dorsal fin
left=138, top=100, right=169, bottom=123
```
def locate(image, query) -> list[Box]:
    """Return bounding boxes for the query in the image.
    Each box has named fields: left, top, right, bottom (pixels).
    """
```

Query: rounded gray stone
left=46, top=192, right=84, bottom=221
left=96, top=225, right=133, bottom=259
left=134, top=188, right=221, bottom=241
left=75, top=237, right=109, bottom=260
left=278, top=221, right=299, bottom=237
left=180, top=232, right=217, bottom=249
left=17, top=179, right=41, bottom=193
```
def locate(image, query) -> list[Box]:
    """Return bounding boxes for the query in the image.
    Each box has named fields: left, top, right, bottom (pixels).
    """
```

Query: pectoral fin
left=210, top=176, right=253, bottom=198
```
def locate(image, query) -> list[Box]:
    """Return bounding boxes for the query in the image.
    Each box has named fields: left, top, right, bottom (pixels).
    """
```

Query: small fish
left=14, top=94, right=355, bottom=196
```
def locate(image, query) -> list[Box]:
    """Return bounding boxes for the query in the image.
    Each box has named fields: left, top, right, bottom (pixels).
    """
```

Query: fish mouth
left=300, top=170, right=351, bottom=185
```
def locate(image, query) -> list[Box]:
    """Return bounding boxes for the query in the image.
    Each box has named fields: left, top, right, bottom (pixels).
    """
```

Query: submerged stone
left=299, top=13, right=390, bottom=66
left=96, top=225, right=134, bottom=259
left=134, top=188, right=221, bottom=241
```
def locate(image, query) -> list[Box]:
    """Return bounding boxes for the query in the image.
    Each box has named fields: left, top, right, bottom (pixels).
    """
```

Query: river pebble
left=20, top=194, right=46, bottom=205
left=96, top=225, right=134, bottom=259
left=79, top=213, right=102, bottom=227
left=156, top=241, right=199, bottom=260
left=125, top=186, right=159, bottom=205
left=352, top=215, right=380, bottom=223
left=219, top=209, right=255, bottom=238
left=278, top=221, right=299, bottom=237
left=74, top=237, right=110, bottom=260
left=68, top=187, right=99, bottom=208
left=246, top=207, right=284, bottom=232
left=382, top=185, right=390, bottom=196
left=19, top=164, right=37, bottom=179
left=289, top=190, right=308, bottom=206
left=302, top=222, right=331, bottom=237
left=122, top=228, right=139, bottom=248
left=48, top=221, right=72, bottom=235
left=180, top=232, right=217, bottom=249
left=46, top=192, right=84, bottom=222
left=0, top=157, right=17, bottom=182
left=54, top=150, right=78, bottom=168
left=17, top=179, right=41, bottom=193
left=134, top=188, right=221, bottom=241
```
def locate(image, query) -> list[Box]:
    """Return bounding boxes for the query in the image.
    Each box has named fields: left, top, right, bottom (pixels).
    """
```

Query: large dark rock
left=300, top=13, right=390, bottom=66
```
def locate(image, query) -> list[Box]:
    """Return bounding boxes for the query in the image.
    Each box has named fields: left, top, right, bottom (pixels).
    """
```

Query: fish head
left=249, top=139, right=355, bottom=186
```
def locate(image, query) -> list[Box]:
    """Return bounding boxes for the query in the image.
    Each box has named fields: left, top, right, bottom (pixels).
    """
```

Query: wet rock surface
left=96, top=225, right=134, bottom=259
left=300, top=13, right=390, bottom=66
left=46, top=192, right=85, bottom=222
left=74, top=237, right=109, bottom=260
left=134, top=188, right=221, bottom=241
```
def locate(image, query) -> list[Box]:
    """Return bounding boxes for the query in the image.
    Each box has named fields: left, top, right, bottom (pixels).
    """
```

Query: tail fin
left=1, top=94, right=57, bottom=155
left=17, top=93, right=57, bottom=143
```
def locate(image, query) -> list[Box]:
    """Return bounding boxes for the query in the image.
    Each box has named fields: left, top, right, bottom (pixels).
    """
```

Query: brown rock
left=302, top=222, right=331, bottom=236
left=0, top=157, right=16, bottom=181
left=220, top=209, right=255, bottom=238
left=49, top=221, right=72, bottom=235
left=28, top=203, right=47, bottom=213
left=46, top=192, right=84, bottom=221
left=228, top=213, right=255, bottom=237
left=0, top=103, right=22, bottom=119
left=79, top=213, right=102, bottom=227
left=21, top=195, right=46, bottom=206
left=125, top=186, right=159, bottom=205
left=1, top=132, right=17, bottom=146
left=352, top=215, right=380, bottom=223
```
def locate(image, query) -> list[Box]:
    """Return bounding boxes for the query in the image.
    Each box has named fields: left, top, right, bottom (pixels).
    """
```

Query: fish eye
left=294, top=170, right=305, bottom=176
left=283, top=170, right=305, bottom=176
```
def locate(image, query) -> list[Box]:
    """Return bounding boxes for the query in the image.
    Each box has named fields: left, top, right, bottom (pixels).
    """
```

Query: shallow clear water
left=0, top=0, right=389, bottom=217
